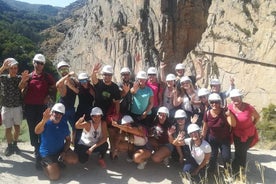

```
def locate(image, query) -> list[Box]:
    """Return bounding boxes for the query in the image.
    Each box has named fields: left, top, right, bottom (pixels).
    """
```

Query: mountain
left=50, top=0, right=275, bottom=111
left=1, top=0, right=61, bottom=15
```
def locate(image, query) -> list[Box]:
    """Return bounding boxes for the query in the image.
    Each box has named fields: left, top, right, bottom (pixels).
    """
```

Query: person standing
left=56, top=61, right=79, bottom=144
left=202, top=93, right=236, bottom=173
left=35, top=103, right=78, bottom=180
left=228, top=89, right=260, bottom=174
left=130, top=71, right=154, bottom=129
left=21, top=54, right=56, bottom=169
left=118, top=67, right=133, bottom=116
left=75, top=107, right=108, bottom=168
left=0, top=58, right=25, bottom=156
left=91, top=63, right=121, bottom=160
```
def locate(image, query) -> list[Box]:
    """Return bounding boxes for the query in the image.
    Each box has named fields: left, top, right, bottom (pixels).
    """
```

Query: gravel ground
left=0, top=142, right=275, bottom=184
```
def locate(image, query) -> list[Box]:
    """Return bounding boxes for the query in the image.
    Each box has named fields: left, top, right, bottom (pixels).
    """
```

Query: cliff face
left=51, top=0, right=276, bottom=110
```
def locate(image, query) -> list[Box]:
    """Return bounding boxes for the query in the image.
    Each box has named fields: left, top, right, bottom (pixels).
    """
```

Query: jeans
left=208, top=135, right=231, bottom=172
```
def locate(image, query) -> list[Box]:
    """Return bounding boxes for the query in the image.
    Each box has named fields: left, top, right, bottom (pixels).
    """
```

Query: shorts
left=160, top=143, right=174, bottom=152
left=1, top=106, right=23, bottom=128
left=41, top=153, right=60, bottom=167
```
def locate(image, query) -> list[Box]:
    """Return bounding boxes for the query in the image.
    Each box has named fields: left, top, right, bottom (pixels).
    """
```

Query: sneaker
left=4, top=146, right=13, bottom=156
left=13, top=144, right=21, bottom=154
left=137, top=161, right=147, bottom=170
left=163, top=157, right=170, bottom=167
left=98, top=158, right=106, bottom=168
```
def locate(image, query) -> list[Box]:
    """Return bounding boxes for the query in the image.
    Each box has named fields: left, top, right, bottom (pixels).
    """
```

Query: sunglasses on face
left=209, top=101, right=220, bottom=104
left=53, top=111, right=63, bottom=115
left=199, top=96, right=207, bottom=99
left=34, top=61, right=44, bottom=65
left=79, top=79, right=88, bottom=84
left=121, top=73, right=130, bottom=76
left=176, top=118, right=185, bottom=121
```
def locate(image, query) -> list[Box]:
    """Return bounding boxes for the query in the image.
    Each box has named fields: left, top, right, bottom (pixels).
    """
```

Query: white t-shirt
left=184, top=138, right=211, bottom=165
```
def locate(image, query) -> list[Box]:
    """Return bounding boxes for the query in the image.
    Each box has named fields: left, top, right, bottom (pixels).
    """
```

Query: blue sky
left=16, top=0, right=77, bottom=7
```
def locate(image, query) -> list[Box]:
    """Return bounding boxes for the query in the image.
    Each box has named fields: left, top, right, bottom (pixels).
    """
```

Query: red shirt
left=228, top=103, right=257, bottom=142
left=24, top=72, right=55, bottom=105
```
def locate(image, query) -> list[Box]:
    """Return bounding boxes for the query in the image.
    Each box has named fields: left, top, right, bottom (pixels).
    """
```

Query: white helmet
left=33, top=54, right=46, bottom=64
left=78, top=72, right=89, bottom=80
left=180, top=76, right=192, bottom=83
left=120, top=67, right=131, bottom=74
left=57, top=61, right=69, bottom=69
left=136, top=71, right=147, bottom=79
left=208, top=93, right=222, bottom=102
left=175, top=63, right=185, bottom=70
left=7, top=58, right=18, bottom=67
left=198, top=88, right=210, bottom=97
left=147, top=67, right=157, bottom=75
left=101, top=65, right=113, bottom=74
left=157, top=106, right=169, bottom=116
left=121, top=115, right=134, bottom=125
left=51, top=103, right=65, bottom=114
left=166, top=73, right=176, bottom=81
left=187, top=123, right=200, bottom=134
left=90, top=107, right=103, bottom=116
left=174, top=109, right=187, bottom=119
left=210, top=78, right=221, bottom=86
left=230, top=89, right=243, bottom=98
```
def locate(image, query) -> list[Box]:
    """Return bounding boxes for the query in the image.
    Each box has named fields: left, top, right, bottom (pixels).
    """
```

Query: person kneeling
left=173, top=124, right=211, bottom=182
left=74, top=107, right=108, bottom=168
left=35, top=103, right=78, bottom=180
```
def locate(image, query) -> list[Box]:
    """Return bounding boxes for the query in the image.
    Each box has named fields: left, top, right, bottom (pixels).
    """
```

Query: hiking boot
left=98, top=158, right=107, bottom=168
left=13, top=144, right=21, bottom=154
left=4, top=145, right=13, bottom=156
left=137, top=161, right=147, bottom=170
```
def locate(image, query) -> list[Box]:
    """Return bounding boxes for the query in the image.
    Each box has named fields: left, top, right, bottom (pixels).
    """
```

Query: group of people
left=0, top=54, right=260, bottom=181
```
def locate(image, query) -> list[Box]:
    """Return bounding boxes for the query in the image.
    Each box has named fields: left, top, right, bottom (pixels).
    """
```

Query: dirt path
left=0, top=143, right=275, bottom=184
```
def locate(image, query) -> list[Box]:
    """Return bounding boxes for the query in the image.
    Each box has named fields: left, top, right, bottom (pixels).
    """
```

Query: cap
left=78, top=72, right=89, bottom=80
left=175, top=63, right=185, bottom=70
left=230, top=89, right=243, bottom=98
left=121, top=115, right=134, bottom=125
left=157, top=106, right=169, bottom=116
left=180, top=76, right=192, bottom=83
left=208, top=93, right=222, bottom=101
left=33, top=54, right=46, bottom=64
left=166, top=73, right=176, bottom=81
left=174, top=109, right=187, bottom=118
left=210, top=78, right=221, bottom=86
left=187, top=123, right=200, bottom=134
left=101, top=65, right=113, bottom=74
left=90, top=107, right=103, bottom=116
left=51, top=103, right=65, bottom=114
left=136, top=71, right=147, bottom=79
left=147, top=67, right=157, bottom=75
left=120, top=67, right=131, bottom=74
left=57, top=61, right=70, bottom=69
left=198, top=88, right=210, bottom=97
left=7, top=58, right=18, bottom=67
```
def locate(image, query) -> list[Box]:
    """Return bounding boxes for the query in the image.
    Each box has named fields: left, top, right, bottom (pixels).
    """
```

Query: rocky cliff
left=48, top=0, right=275, bottom=111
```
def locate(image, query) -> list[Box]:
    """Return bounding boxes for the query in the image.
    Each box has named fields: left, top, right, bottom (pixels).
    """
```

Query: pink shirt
left=228, top=103, right=257, bottom=142
left=146, top=81, right=163, bottom=107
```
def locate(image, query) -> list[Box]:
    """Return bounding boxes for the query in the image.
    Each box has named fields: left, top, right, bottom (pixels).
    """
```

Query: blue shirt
left=39, top=117, right=70, bottom=157
left=131, top=86, right=153, bottom=115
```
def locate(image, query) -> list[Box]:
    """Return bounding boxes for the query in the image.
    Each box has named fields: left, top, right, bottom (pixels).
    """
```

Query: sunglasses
left=79, top=79, right=88, bottom=84
left=53, top=111, right=63, bottom=115
left=34, top=61, right=44, bottom=65
left=199, top=96, right=207, bottom=99
left=209, top=101, right=220, bottom=104
left=121, top=73, right=130, bottom=76
left=176, top=118, right=185, bottom=121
